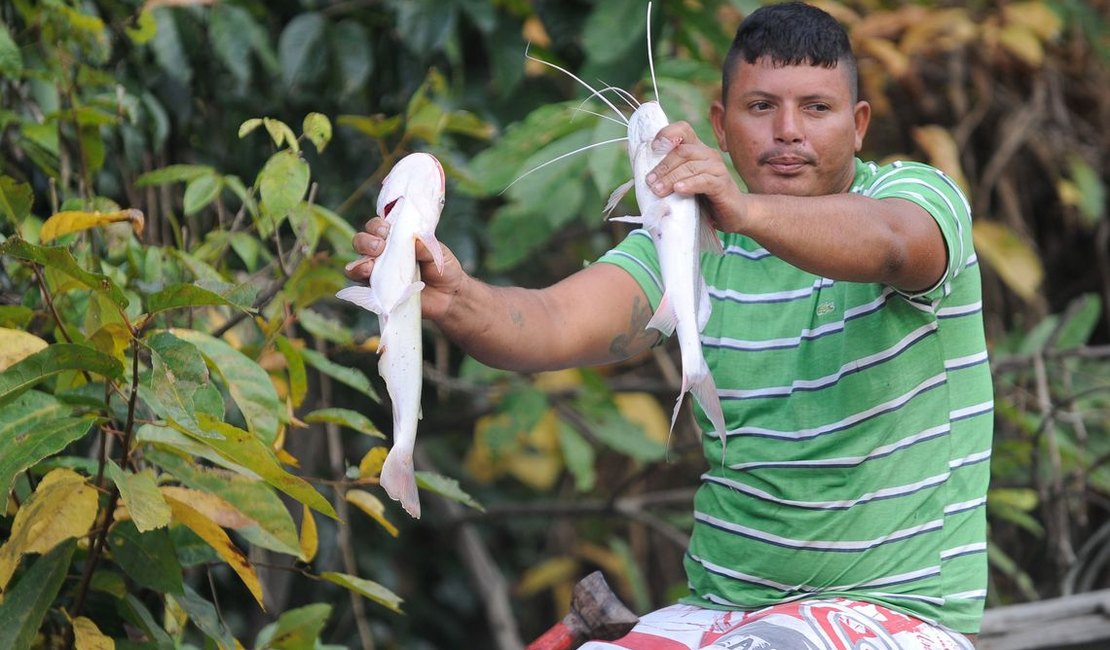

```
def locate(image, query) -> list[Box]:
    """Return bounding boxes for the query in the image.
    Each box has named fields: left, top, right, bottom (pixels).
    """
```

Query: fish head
left=627, top=101, right=670, bottom=157
left=377, top=152, right=446, bottom=223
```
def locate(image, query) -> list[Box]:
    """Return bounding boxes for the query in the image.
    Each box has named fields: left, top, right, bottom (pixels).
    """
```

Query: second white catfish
left=336, top=152, right=446, bottom=519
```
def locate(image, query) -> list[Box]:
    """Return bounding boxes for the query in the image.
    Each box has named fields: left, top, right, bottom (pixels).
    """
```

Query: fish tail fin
left=336, top=286, right=385, bottom=315
left=380, top=450, right=421, bottom=519
left=646, top=291, right=677, bottom=335
left=686, top=365, right=728, bottom=462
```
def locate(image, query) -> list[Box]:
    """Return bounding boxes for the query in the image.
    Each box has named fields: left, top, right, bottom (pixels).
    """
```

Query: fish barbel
left=336, top=152, right=446, bottom=518
left=606, top=101, right=728, bottom=449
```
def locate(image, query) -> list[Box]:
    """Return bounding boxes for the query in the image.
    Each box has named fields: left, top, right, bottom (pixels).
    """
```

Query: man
left=346, top=3, right=991, bottom=648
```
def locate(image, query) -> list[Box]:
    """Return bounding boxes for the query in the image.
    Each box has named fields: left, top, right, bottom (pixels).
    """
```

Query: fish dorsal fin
left=604, top=178, right=635, bottom=217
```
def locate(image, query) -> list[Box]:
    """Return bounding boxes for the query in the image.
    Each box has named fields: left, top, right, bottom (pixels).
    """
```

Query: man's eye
left=810, top=104, right=831, bottom=112
left=750, top=101, right=772, bottom=111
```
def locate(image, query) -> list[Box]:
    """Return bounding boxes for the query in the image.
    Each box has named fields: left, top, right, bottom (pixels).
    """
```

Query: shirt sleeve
left=594, top=228, right=666, bottom=311
left=863, top=161, right=975, bottom=303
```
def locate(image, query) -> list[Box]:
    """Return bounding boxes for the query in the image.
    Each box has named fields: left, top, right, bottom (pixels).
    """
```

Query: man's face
left=711, top=57, right=870, bottom=196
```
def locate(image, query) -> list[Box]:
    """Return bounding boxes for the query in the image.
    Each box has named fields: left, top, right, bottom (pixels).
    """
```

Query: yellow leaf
left=853, top=5, right=929, bottom=41
left=972, top=221, right=1043, bottom=303
left=515, top=556, right=579, bottom=598
left=0, top=329, right=48, bottom=371
left=911, top=126, right=969, bottom=194
left=346, top=489, right=398, bottom=537
left=275, top=446, right=299, bottom=468
left=522, top=15, right=551, bottom=48
left=0, top=468, right=98, bottom=593
left=73, top=616, right=115, bottom=650
left=359, top=447, right=389, bottom=479
left=300, top=504, right=318, bottom=563
left=505, top=411, right=562, bottom=491
left=159, top=486, right=255, bottom=529
left=163, top=493, right=265, bottom=610
left=39, top=209, right=144, bottom=243
left=574, top=542, right=627, bottom=583
left=900, top=8, right=977, bottom=56
left=998, top=24, right=1044, bottom=67
left=858, top=37, right=909, bottom=79
left=614, top=393, right=671, bottom=444
left=1004, top=1, right=1062, bottom=42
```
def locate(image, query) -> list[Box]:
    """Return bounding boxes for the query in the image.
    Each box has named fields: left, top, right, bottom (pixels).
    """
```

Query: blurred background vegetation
left=0, top=0, right=1108, bottom=648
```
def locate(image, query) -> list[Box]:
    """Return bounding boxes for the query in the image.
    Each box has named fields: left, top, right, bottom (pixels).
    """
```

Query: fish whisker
left=525, top=43, right=630, bottom=126
left=647, top=1, right=660, bottom=106
left=500, top=137, right=629, bottom=195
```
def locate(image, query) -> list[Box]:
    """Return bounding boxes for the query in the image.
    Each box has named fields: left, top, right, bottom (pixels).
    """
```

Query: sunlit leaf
left=0, top=237, right=129, bottom=311
left=275, top=336, right=308, bottom=408
left=971, top=221, right=1043, bottom=303
left=239, top=118, right=264, bottom=139
left=135, top=163, right=215, bottom=187
left=303, top=407, right=384, bottom=438
left=359, top=446, right=388, bottom=479
left=302, top=112, right=332, bottom=153
left=912, top=125, right=969, bottom=193
left=0, top=468, right=97, bottom=592
left=0, top=343, right=123, bottom=407
left=171, top=328, right=283, bottom=444
left=1004, top=1, right=1063, bottom=42
left=164, top=492, right=265, bottom=609
left=299, top=347, right=378, bottom=401
left=183, top=173, right=223, bottom=215
left=263, top=117, right=299, bottom=152
left=259, top=149, right=309, bottom=233
left=346, top=489, right=398, bottom=537
left=107, top=461, right=171, bottom=532
left=321, top=571, right=404, bottom=614
left=415, top=471, right=484, bottom=511
left=0, top=329, right=47, bottom=372
left=0, top=391, right=89, bottom=498
left=72, top=616, right=114, bottom=650
left=266, top=603, right=331, bottom=650
left=299, top=504, right=318, bottom=563
left=998, top=24, right=1044, bottom=67
left=516, top=556, right=578, bottom=598
left=39, top=208, right=144, bottom=242
left=0, top=176, right=33, bottom=224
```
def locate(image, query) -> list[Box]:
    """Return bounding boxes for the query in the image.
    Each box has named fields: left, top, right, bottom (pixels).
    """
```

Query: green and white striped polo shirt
left=597, top=158, right=993, bottom=633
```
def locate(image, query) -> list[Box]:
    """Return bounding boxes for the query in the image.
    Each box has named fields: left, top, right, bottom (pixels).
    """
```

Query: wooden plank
left=979, top=589, right=1110, bottom=650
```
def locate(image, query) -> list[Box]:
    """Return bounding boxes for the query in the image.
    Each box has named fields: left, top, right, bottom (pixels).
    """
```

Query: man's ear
left=710, top=100, right=728, bottom=152
left=853, top=100, right=871, bottom=152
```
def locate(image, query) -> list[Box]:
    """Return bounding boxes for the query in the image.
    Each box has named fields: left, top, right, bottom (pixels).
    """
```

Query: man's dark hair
left=722, top=2, right=858, bottom=103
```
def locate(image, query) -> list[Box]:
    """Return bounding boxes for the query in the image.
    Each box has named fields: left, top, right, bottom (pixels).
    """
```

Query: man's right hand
left=343, top=216, right=466, bottom=322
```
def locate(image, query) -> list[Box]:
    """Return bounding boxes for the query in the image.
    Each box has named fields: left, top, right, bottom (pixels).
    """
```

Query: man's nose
left=774, top=109, right=804, bottom=143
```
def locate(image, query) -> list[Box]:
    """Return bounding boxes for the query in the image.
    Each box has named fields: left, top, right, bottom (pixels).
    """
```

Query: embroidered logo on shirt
left=816, top=301, right=836, bottom=317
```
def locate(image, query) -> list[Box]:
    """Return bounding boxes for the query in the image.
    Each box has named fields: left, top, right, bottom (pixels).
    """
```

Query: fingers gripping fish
left=336, top=152, right=446, bottom=518
left=606, top=102, right=729, bottom=451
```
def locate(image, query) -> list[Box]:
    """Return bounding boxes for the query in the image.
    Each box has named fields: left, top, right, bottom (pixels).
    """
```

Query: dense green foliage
left=0, top=0, right=1107, bottom=648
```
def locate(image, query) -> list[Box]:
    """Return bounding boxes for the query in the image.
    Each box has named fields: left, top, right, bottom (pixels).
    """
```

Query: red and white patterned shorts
left=580, top=598, right=976, bottom=649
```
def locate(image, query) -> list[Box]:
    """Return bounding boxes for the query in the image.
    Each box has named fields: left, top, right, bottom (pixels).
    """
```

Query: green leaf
left=0, top=23, right=22, bottom=77
left=395, top=0, right=456, bottom=55
left=303, top=407, right=384, bottom=438
left=171, top=414, right=338, bottom=520
left=415, top=471, right=484, bottom=511
left=106, top=461, right=171, bottom=532
left=1052, top=293, right=1101, bottom=350
left=0, top=176, right=33, bottom=225
left=0, top=540, right=75, bottom=650
left=144, top=283, right=252, bottom=317
left=1067, top=154, right=1106, bottom=224
left=263, top=117, right=299, bottom=152
left=144, top=331, right=213, bottom=431
left=183, top=173, right=223, bottom=215
left=107, top=519, right=183, bottom=594
left=239, top=118, right=264, bottom=139
left=0, top=343, right=123, bottom=407
left=484, top=385, right=548, bottom=453
left=125, top=9, right=157, bottom=45
left=299, top=347, right=378, bottom=401
left=321, top=572, right=403, bottom=614
left=150, top=7, right=192, bottom=84
left=278, top=12, right=327, bottom=89
left=135, top=164, right=216, bottom=187
left=0, top=391, right=91, bottom=498
left=302, top=112, right=332, bottom=153
left=275, top=336, right=308, bottom=408
left=259, top=149, right=309, bottom=235
left=297, top=308, right=353, bottom=345
left=557, top=420, right=596, bottom=492
left=171, top=328, right=283, bottom=445
left=210, top=3, right=257, bottom=85
left=0, top=236, right=129, bottom=311
left=266, top=603, right=331, bottom=650
left=174, top=585, right=236, bottom=650
left=582, top=0, right=646, bottom=65
left=148, top=448, right=302, bottom=557
left=330, top=20, right=373, bottom=98
left=336, top=114, right=403, bottom=140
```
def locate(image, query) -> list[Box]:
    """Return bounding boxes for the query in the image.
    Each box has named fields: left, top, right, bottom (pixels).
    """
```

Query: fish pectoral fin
left=416, top=230, right=446, bottom=274
left=609, top=214, right=645, bottom=225
left=646, top=291, right=678, bottom=336
left=604, top=179, right=635, bottom=217
left=336, top=286, right=385, bottom=315
left=698, top=217, right=724, bottom=255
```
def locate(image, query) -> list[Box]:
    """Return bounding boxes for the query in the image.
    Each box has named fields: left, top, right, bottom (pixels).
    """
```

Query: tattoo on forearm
left=609, top=296, right=657, bottom=359
left=509, top=307, right=525, bottom=327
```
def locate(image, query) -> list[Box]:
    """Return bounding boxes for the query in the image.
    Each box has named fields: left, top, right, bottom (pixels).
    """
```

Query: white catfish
left=605, top=101, right=728, bottom=450
left=336, top=152, right=446, bottom=518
